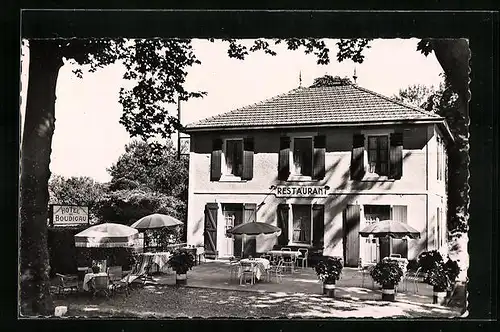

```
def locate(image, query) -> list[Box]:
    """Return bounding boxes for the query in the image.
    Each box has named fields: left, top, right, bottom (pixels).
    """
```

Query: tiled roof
left=185, top=82, right=443, bottom=131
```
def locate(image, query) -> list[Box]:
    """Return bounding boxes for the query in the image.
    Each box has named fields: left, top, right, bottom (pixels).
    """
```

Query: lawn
left=53, top=284, right=462, bottom=319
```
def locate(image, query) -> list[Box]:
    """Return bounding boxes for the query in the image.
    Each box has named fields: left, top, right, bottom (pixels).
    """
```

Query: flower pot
left=176, top=273, right=187, bottom=285
left=381, top=285, right=396, bottom=301
left=322, top=281, right=336, bottom=298
left=433, top=287, right=447, bottom=305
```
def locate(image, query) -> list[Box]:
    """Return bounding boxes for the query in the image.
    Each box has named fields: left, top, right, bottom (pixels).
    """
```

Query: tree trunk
left=20, top=39, right=63, bottom=315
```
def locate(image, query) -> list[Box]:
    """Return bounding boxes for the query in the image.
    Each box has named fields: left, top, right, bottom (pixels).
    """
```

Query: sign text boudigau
left=52, top=205, right=89, bottom=226
left=275, top=185, right=329, bottom=198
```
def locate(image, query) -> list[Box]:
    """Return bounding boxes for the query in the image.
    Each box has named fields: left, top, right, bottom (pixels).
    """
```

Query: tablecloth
left=138, top=252, right=172, bottom=273
left=82, top=272, right=108, bottom=291
left=238, top=258, right=270, bottom=281
left=267, top=250, right=302, bottom=258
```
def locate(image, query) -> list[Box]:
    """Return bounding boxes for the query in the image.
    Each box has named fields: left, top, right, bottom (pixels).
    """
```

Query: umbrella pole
left=241, top=234, right=245, bottom=258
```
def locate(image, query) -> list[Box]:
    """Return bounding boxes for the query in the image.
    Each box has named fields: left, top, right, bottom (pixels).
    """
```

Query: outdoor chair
left=403, top=267, right=424, bottom=293
left=55, top=273, right=79, bottom=295
left=229, top=256, right=240, bottom=282
left=282, top=254, right=296, bottom=273
left=358, top=259, right=375, bottom=289
left=91, top=275, right=113, bottom=298
left=297, top=248, right=309, bottom=268
left=107, top=266, right=123, bottom=294
left=239, top=261, right=257, bottom=285
left=268, top=260, right=284, bottom=283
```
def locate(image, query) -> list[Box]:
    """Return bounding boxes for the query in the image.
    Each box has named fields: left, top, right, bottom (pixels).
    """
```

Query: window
left=367, top=136, right=389, bottom=176
left=364, top=205, right=391, bottom=224
left=224, top=139, right=243, bottom=177
left=291, top=205, right=312, bottom=244
left=291, top=137, right=313, bottom=177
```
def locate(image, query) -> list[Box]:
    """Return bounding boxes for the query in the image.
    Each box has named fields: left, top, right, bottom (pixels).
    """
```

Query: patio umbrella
left=359, top=219, right=420, bottom=239
left=74, top=223, right=140, bottom=248
left=130, top=213, right=183, bottom=230
left=226, top=222, right=281, bottom=258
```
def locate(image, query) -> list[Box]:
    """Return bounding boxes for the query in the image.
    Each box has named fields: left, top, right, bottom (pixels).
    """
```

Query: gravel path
left=54, top=285, right=462, bottom=319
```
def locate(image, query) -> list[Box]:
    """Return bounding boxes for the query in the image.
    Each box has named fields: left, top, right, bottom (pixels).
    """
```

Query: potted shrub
left=167, top=250, right=196, bottom=285
left=370, top=260, right=404, bottom=301
left=313, top=256, right=343, bottom=297
left=444, top=258, right=460, bottom=296
left=417, top=250, right=443, bottom=273
left=424, top=261, right=450, bottom=305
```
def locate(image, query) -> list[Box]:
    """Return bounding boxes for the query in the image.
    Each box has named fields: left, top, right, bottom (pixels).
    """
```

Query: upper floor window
left=367, top=135, right=389, bottom=176
left=278, top=135, right=326, bottom=181
left=210, top=137, right=254, bottom=181
left=437, top=136, right=444, bottom=181
left=225, top=139, right=243, bottom=177
left=291, top=137, right=313, bottom=177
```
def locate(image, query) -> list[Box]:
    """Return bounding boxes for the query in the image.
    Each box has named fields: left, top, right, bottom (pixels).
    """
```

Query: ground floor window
left=291, top=204, right=312, bottom=244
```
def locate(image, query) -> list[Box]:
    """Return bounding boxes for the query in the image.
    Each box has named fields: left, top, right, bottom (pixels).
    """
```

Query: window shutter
left=350, top=134, right=365, bottom=180
left=391, top=205, right=408, bottom=258
left=277, top=204, right=289, bottom=246
left=312, top=204, right=325, bottom=248
left=278, top=136, right=290, bottom=180
left=243, top=203, right=257, bottom=257
left=391, top=205, right=407, bottom=223
left=389, top=132, right=403, bottom=179
left=204, top=203, right=219, bottom=257
left=241, top=137, right=254, bottom=180
left=313, top=135, right=326, bottom=180
left=210, top=139, right=222, bottom=181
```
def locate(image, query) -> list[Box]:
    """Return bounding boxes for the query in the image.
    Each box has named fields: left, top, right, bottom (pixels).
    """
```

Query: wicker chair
left=91, top=275, right=113, bottom=298
left=228, top=256, right=240, bottom=282
left=403, top=266, right=424, bottom=293
left=268, top=260, right=284, bottom=283
left=55, top=273, right=79, bottom=295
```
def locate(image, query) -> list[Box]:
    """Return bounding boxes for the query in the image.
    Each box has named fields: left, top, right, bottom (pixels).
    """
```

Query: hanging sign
left=275, top=185, right=329, bottom=198
left=51, top=205, right=89, bottom=226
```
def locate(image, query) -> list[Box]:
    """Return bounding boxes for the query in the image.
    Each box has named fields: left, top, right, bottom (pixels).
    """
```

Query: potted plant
left=424, top=261, right=450, bottom=305
left=370, top=260, right=404, bottom=301
left=313, top=256, right=343, bottom=297
left=443, top=258, right=460, bottom=296
left=167, top=250, right=196, bottom=285
left=417, top=250, right=443, bottom=273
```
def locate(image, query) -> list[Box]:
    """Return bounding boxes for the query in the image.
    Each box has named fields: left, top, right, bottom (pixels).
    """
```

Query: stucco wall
left=189, top=124, right=431, bottom=195
left=186, top=193, right=429, bottom=260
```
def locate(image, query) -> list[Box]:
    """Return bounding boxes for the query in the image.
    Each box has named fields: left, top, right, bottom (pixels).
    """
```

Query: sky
left=20, top=38, right=444, bottom=183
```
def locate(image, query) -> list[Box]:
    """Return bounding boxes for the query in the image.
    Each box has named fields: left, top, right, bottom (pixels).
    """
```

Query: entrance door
left=223, top=204, right=243, bottom=258
left=343, top=205, right=360, bottom=267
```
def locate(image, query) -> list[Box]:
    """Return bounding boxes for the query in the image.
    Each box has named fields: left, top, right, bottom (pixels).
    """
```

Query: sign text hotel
left=275, top=185, right=329, bottom=198
left=51, top=205, right=89, bottom=226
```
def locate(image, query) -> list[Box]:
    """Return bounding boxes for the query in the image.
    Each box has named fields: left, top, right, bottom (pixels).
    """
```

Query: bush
left=313, top=256, right=343, bottom=283
left=76, top=247, right=140, bottom=271
left=167, top=250, right=195, bottom=275
left=417, top=250, right=444, bottom=273
left=424, top=261, right=451, bottom=292
left=444, top=258, right=460, bottom=283
left=47, top=226, right=88, bottom=276
left=370, top=260, right=404, bottom=288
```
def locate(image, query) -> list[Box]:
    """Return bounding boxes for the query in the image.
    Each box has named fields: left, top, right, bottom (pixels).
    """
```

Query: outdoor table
left=82, top=272, right=108, bottom=291
left=138, top=251, right=172, bottom=274
left=238, top=258, right=270, bottom=282
left=267, top=250, right=302, bottom=273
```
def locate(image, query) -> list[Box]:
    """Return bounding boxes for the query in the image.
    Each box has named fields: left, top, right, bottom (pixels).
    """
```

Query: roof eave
left=184, top=118, right=444, bottom=133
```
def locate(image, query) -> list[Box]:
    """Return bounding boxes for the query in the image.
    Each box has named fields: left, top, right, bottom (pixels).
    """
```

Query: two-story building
left=184, top=78, right=453, bottom=266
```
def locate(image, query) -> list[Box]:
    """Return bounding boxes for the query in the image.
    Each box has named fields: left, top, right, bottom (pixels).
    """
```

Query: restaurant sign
left=51, top=205, right=89, bottom=226
left=275, top=185, right=329, bottom=198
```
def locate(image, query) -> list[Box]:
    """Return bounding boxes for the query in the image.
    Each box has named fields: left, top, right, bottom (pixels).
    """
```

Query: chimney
left=353, top=67, right=358, bottom=84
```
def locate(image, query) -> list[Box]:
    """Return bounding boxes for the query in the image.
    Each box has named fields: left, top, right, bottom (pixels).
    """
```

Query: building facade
left=184, top=79, right=452, bottom=266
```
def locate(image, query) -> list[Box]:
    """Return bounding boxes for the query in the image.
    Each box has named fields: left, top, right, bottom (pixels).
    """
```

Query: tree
left=393, top=83, right=438, bottom=109
left=20, top=37, right=330, bottom=314
left=107, top=139, right=188, bottom=200
left=310, top=74, right=352, bottom=87
left=48, top=175, right=107, bottom=223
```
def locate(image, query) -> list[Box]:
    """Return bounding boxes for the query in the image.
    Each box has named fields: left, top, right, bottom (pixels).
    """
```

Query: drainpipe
left=425, top=126, right=429, bottom=251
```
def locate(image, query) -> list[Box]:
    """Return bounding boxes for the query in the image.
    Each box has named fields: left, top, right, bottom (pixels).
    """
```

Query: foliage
left=145, top=226, right=183, bottom=251
left=77, top=247, right=139, bottom=272
left=167, top=250, right=196, bottom=275
left=424, top=261, right=451, bottom=291
left=310, top=75, right=352, bottom=88
left=97, top=188, right=186, bottom=226
left=370, top=260, right=404, bottom=288
left=393, top=83, right=438, bottom=109
left=48, top=175, right=107, bottom=223
left=313, top=256, right=344, bottom=283
left=417, top=250, right=444, bottom=273
left=107, top=139, right=189, bottom=201
left=443, top=258, right=461, bottom=284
